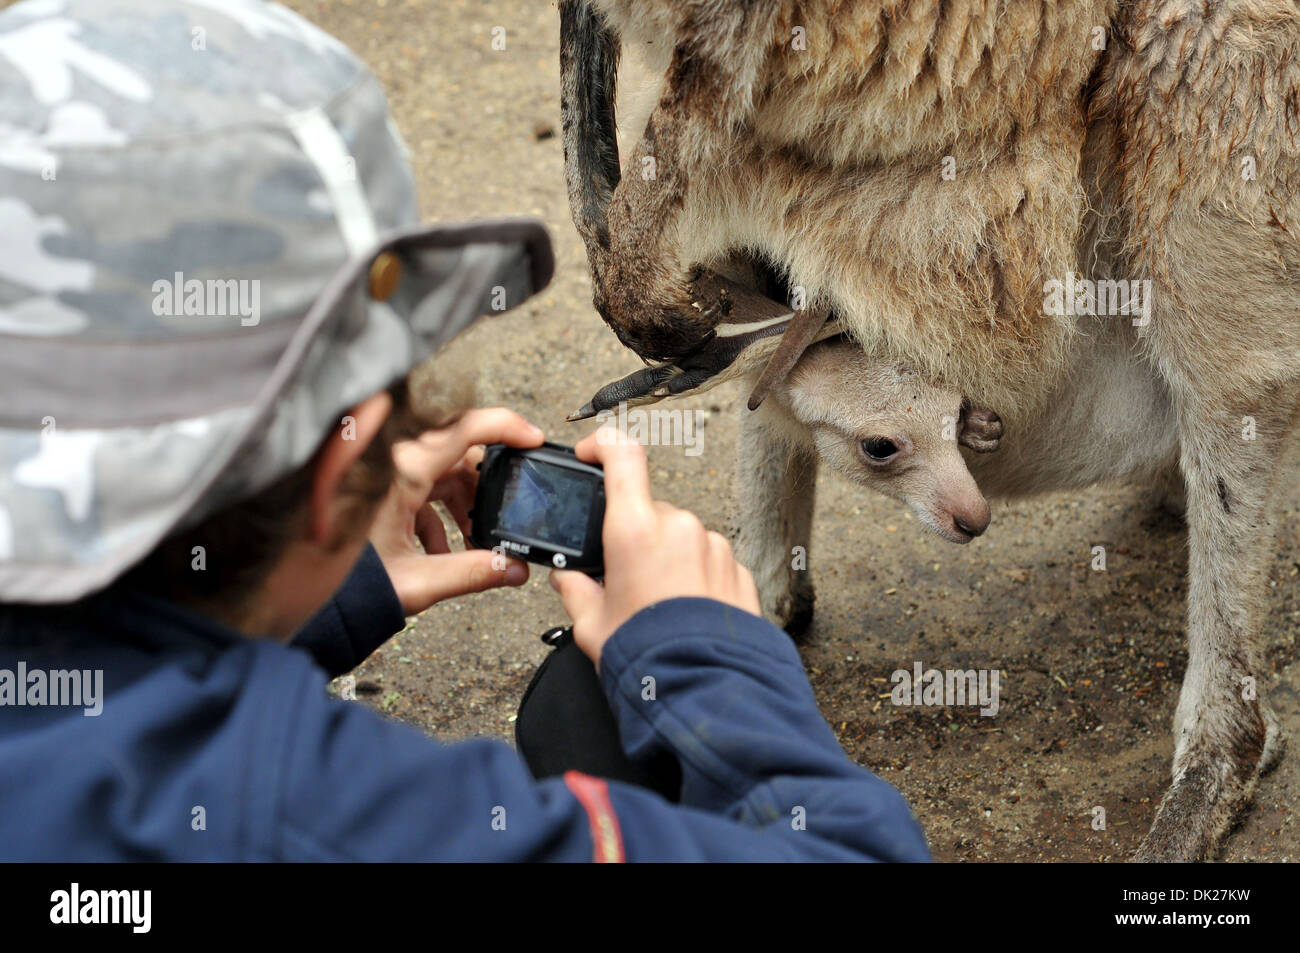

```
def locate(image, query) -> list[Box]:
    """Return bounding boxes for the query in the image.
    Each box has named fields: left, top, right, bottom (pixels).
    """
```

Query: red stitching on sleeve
left=563, top=771, right=626, bottom=863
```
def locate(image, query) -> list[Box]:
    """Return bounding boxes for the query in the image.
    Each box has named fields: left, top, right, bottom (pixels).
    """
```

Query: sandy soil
left=283, top=0, right=1297, bottom=862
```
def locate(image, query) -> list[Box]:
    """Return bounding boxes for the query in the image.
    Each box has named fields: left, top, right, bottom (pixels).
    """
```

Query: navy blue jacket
left=0, top=547, right=930, bottom=861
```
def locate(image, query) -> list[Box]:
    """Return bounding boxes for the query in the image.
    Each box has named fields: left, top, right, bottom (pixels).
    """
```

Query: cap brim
left=0, top=218, right=554, bottom=603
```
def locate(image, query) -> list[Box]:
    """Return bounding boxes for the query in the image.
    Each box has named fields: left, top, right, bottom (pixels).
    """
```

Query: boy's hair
left=122, top=377, right=425, bottom=622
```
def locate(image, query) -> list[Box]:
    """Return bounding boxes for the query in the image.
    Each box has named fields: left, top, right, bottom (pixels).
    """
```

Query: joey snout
left=934, top=484, right=990, bottom=542
left=918, top=457, right=991, bottom=544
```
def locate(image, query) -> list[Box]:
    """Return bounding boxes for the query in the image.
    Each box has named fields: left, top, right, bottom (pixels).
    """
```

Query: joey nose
left=948, top=493, right=990, bottom=539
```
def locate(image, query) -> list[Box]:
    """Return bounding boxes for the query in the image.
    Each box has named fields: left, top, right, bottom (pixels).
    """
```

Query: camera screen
left=496, top=456, right=597, bottom=552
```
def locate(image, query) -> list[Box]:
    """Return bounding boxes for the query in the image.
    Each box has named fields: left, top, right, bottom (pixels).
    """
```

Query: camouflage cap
left=0, top=0, right=555, bottom=603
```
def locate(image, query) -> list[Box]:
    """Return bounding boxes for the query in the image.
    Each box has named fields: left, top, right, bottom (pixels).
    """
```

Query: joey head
left=777, top=338, right=1001, bottom=545
left=733, top=338, right=1001, bottom=637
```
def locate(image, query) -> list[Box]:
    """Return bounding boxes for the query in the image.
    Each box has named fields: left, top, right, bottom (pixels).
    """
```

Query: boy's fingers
left=402, top=410, right=543, bottom=490
left=572, top=429, right=603, bottom=460
left=706, top=530, right=734, bottom=579
left=449, top=407, right=545, bottom=454
left=414, top=502, right=449, bottom=554
left=575, top=429, right=654, bottom=528
left=392, top=439, right=441, bottom=491
left=736, top=566, right=760, bottom=613
left=431, top=471, right=475, bottom=536
left=415, top=550, right=528, bottom=605
left=549, top=568, right=603, bottom=620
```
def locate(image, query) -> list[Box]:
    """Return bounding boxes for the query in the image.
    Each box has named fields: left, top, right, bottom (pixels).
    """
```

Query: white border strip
left=286, top=106, right=378, bottom=256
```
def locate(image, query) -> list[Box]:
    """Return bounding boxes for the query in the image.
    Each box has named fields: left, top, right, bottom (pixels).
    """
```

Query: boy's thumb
left=548, top=568, right=602, bottom=620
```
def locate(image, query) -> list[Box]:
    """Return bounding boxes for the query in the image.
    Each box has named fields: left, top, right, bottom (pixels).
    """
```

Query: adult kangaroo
left=558, top=0, right=1300, bottom=861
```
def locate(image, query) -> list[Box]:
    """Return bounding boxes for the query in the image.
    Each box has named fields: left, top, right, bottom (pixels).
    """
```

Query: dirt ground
left=285, top=0, right=1297, bottom=862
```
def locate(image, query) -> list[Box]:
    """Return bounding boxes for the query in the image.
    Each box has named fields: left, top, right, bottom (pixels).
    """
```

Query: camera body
left=469, top=443, right=605, bottom=576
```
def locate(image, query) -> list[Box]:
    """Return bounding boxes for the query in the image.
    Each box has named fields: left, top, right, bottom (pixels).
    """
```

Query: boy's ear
left=309, top=391, right=394, bottom=546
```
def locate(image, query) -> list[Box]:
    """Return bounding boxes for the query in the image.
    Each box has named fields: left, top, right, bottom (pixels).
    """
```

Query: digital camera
left=468, top=443, right=605, bottom=576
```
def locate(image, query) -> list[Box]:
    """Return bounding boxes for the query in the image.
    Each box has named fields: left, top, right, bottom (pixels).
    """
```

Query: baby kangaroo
left=739, top=315, right=1184, bottom=639
left=735, top=336, right=1003, bottom=631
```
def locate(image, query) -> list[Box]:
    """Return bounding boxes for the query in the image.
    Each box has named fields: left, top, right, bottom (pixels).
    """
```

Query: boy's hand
left=370, top=408, right=544, bottom=616
left=549, top=428, right=761, bottom=668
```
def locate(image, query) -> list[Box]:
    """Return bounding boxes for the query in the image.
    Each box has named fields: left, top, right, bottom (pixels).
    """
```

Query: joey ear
left=747, top=304, right=834, bottom=411
left=958, top=399, right=1003, bottom=453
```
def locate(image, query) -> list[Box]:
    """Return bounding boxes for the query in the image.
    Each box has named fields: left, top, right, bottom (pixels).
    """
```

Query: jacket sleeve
left=594, top=597, right=930, bottom=861
left=274, top=597, right=929, bottom=861
left=288, top=544, right=407, bottom=678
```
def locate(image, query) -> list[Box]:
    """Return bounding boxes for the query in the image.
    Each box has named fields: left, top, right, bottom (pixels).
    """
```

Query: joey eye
left=861, top=438, right=899, bottom=461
